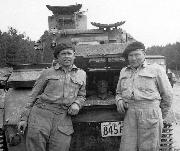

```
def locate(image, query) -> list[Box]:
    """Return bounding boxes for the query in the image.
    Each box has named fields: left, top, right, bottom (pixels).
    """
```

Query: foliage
left=147, top=42, right=180, bottom=70
left=0, top=27, right=40, bottom=67
left=39, top=30, right=54, bottom=63
left=0, top=27, right=180, bottom=70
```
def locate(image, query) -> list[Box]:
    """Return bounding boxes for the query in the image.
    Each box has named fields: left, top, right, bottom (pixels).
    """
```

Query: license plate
left=101, top=121, right=123, bottom=137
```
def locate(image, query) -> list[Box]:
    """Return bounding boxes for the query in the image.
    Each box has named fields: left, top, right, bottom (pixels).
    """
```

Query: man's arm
left=74, top=71, right=86, bottom=109
left=115, top=75, right=123, bottom=102
left=68, top=71, right=86, bottom=115
left=115, top=68, right=127, bottom=113
left=20, top=69, right=48, bottom=121
left=157, top=67, right=173, bottom=119
left=115, top=68, right=127, bottom=103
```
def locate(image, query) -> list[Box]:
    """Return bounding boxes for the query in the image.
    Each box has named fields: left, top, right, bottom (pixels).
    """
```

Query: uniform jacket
left=116, top=61, right=173, bottom=119
left=21, top=64, right=86, bottom=121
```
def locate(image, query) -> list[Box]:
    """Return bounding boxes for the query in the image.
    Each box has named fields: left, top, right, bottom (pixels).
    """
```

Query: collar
left=54, top=63, right=78, bottom=71
left=126, top=60, right=147, bottom=70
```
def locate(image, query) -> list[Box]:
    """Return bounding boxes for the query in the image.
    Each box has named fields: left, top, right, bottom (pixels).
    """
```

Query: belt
left=127, top=100, right=160, bottom=109
left=34, top=99, right=68, bottom=114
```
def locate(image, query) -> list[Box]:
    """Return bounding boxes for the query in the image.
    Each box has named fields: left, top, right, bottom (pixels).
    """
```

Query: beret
left=122, top=41, right=145, bottom=60
left=53, top=43, right=75, bottom=59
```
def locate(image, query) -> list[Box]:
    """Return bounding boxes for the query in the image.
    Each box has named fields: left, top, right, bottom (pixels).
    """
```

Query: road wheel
left=160, top=122, right=173, bottom=151
left=0, top=128, right=7, bottom=151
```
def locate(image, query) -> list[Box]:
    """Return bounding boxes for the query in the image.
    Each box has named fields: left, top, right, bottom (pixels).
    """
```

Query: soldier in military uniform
left=18, top=43, right=86, bottom=151
left=115, top=41, right=173, bottom=151
left=167, top=69, right=176, bottom=87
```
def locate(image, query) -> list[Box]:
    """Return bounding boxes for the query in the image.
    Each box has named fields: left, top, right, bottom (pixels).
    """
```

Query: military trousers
left=26, top=103, right=74, bottom=151
left=119, top=101, right=163, bottom=151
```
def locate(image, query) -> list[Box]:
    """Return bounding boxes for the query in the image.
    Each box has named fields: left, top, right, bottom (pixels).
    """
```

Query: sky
left=0, top=0, right=180, bottom=47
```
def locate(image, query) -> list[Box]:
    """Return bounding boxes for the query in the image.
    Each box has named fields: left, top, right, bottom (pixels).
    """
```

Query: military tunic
left=21, top=64, right=86, bottom=151
left=116, top=62, right=173, bottom=151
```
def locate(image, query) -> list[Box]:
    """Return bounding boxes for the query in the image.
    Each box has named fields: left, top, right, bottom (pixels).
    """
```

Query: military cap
left=53, top=43, right=75, bottom=59
left=122, top=41, right=145, bottom=60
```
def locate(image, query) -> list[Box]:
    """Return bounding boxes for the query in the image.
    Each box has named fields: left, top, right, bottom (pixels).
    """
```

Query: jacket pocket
left=70, top=76, right=83, bottom=88
left=120, top=76, right=130, bottom=91
left=142, top=118, right=159, bottom=129
left=138, top=72, right=156, bottom=91
left=139, top=108, right=160, bottom=129
left=43, top=76, right=60, bottom=93
left=58, top=125, right=74, bottom=135
left=46, top=76, right=59, bottom=83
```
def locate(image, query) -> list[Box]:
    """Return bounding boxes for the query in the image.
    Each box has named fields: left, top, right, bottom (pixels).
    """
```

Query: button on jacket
left=116, top=62, right=173, bottom=119
left=21, top=64, right=86, bottom=121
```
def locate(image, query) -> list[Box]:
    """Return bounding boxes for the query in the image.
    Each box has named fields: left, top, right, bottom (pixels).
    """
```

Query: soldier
left=18, top=43, right=86, bottom=151
left=115, top=41, right=173, bottom=151
left=167, top=69, right=176, bottom=87
left=88, top=80, right=113, bottom=100
left=96, top=80, right=112, bottom=99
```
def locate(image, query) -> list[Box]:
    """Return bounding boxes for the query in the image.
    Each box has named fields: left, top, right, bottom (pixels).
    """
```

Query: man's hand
left=116, top=99, right=128, bottom=113
left=18, top=121, right=27, bottom=133
left=68, top=103, right=80, bottom=115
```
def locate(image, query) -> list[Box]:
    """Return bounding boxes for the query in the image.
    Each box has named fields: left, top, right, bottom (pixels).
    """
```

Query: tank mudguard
left=4, top=88, right=31, bottom=125
left=0, top=90, right=5, bottom=128
left=3, top=89, right=31, bottom=151
left=0, top=109, right=3, bottom=128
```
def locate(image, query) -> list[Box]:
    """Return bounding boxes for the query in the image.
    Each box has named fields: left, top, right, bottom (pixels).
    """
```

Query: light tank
left=0, top=4, right=175, bottom=151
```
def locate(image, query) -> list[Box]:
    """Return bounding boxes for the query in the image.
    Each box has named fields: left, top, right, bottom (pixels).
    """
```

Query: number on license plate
left=101, top=121, right=123, bottom=137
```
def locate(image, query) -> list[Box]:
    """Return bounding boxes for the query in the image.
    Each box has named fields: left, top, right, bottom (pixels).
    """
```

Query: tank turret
left=47, top=4, right=87, bottom=30
left=46, top=4, right=134, bottom=48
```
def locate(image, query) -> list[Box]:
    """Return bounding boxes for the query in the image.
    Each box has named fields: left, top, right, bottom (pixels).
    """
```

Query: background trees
left=147, top=42, right=180, bottom=71
left=0, top=27, right=180, bottom=72
left=0, top=27, right=39, bottom=67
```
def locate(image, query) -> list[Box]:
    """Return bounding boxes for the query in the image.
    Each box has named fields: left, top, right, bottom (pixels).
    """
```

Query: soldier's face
left=57, top=49, right=75, bottom=67
left=97, top=81, right=108, bottom=94
left=128, top=50, right=145, bottom=68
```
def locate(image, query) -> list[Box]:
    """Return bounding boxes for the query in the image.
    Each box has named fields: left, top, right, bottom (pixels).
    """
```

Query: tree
left=147, top=42, right=180, bottom=70
left=0, top=27, right=37, bottom=67
left=38, top=30, right=54, bottom=63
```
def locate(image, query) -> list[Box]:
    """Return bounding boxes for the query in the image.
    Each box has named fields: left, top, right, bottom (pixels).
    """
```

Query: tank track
left=160, top=122, right=173, bottom=151
left=0, top=129, right=7, bottom=151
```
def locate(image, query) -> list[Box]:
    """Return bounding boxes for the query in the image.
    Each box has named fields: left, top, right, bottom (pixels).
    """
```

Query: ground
left=172, top=82, right=180, bottom=149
